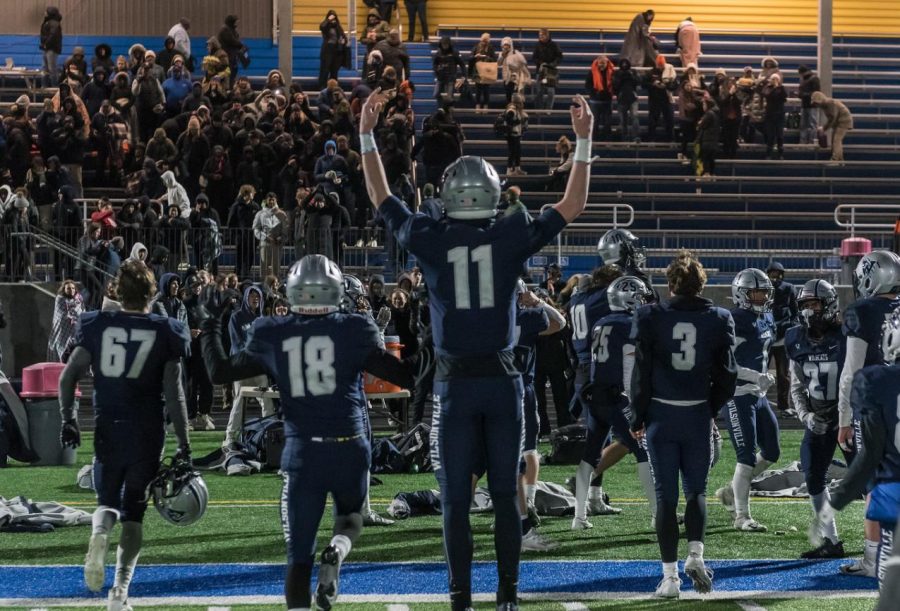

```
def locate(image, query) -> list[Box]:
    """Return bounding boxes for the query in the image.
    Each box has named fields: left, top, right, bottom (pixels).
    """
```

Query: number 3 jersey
left=75, top=311, right=191, bottom=424
left=378, top=196, right=567, bottom=357
left=784, top=324, right=845, bottom=415
left=243, top=312, right=381, bottom=439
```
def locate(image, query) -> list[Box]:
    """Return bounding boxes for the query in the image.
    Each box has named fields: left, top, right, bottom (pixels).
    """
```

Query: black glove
left=193, top=292, right=227, bottom=333
left=60, top=419, right=81, bottom=448
left=174, top=444, right=192, bottom=469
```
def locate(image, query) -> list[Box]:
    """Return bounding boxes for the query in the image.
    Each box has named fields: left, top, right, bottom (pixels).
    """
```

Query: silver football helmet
left=515, top=278, right=527, bottom=295
left=440, top=156, right=501, bottom=220
left=341, top=274, right=369, bottom=313
left=797, top=279, right=840, bottom=327
left=731, top=268, right=774, bottom=313
left=597, top=229, right=646, bottom=270
left=882, top=309, right=900, bottom=364
left=607, top=276, right=652, bottom=312
left=853, top=250, right=900, bottom=299
left=150, top=459, right=209, bottom=527
left=286, top=254, right=344, bottom=314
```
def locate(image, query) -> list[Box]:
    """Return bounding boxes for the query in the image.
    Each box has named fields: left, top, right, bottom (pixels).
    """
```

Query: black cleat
left=497, top=604, right=519, bottom=611
left=314, top=545, right=341, bottom=610
left=801, top=539, right=846, bottom=559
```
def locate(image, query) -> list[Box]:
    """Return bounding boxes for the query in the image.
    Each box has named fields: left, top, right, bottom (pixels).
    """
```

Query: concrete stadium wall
left=0, top=283, right=55, bottom=378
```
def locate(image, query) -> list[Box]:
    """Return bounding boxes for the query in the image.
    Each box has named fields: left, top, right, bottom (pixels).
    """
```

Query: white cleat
left=521, top=528, right=559, bottom=552
left=654, top=575, right=682, bottom=599
left=571, top=517, right=593, bottom=530
left=734, top=515, right=768, bottom=532
left=587, top=497, right=622, bottom=516
left=363, top=510, right=395, bottom=526
left=314, top=544, right=341, bottom=610
left=715, top=486, right=736, bottom=519
left=684, top=555, right=714, bottom=594
left=84, top=533, right=109, bottom=592
left=840, top=558, right=876, bottom=577
left=195, top=414, right=216, bottom=430
left=107, top=585, right=133, bottom=611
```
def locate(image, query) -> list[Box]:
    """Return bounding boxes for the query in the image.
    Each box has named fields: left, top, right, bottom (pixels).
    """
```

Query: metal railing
left=833, top=203, right=900, bottom=235
left=540, top=202, right=633, bottom=264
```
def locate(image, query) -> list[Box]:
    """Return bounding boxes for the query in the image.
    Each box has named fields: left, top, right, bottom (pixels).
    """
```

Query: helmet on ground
left=853, top=250, right=900, bottom=299
left=440, top=156, right=501, bottom=220
left=797, top=278, right=839, bottom=328
left=607, top=276, right=652, bottom=312
left=286, top=254, right=344, bottom=314
left=597, top=229, right=646, bottom=270
left=731, top=268, right=774, bottom=313
left=150, top=459, right=209, bottom=526
left=882, top=309, right=900, bottom=364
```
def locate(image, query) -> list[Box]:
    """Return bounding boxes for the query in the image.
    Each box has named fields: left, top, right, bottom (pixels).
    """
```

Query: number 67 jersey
left=75, top=311, right=191, bottom=425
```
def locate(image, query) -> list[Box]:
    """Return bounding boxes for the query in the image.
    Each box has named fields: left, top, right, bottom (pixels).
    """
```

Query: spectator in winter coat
left=156, top=37, right=179, bottom=73
left=373, top=29, right=410, bottom=81
left=158, top=204, right=190, bottom=270
left=163, top=63, right=192, bottom=116
left=89, top=198, right=118, bottom=240
left=227, top=184, right=259, bottom=277
left=713, top=72, right=742, bottom=158
left=586, top=55, right=615, bottom=139
left=533, top=29, right=563, bottom=111
left=40, top=6, right=63, bottom=87
left=676, top=80, right=703, bottom=161
left=319, top=10, right=348, bottom=88
left=432, top=36, right=465, bottom=102
left=77, top=222, right=107, bottom=310
left=621, top=10, right=657, bottom=67
left=201, top=144, right=233, bottom=218
left=142, top=51, right=166, bottom=83
left=159, top=169, right=191, bottom=218
left=81, top=68, right=111, bottom=119
left=125, top=241, right=148, bottom=264
left=644, top=54, right=676, bottom=141
left=796, top=65, right=821, bottom=144
left=190, top=194, right=221, bottom=274
left=176, top=117, right=210, bottom=200
left=47, top=279, right=83, bottom=362
left=168, top=19, right=192, bottom=69
left=675, top=17, right=701, bottom=67
left=811, top=90, right=853, bottom=162
left=414, top=108, right=463, bottom=186
left=364, top=9, right=391, bottom=55
left=759, top=56, right=781, bottom=82
left=502, top=93, right=528, bottom=176
left=110, top=71, right=134, bottom=120
left=253, top=192, right=288, bottom=278
left=146, top=127, right=178, bottom=168
left=51, top=185, right=81, bottom=280
left=762, top=73, right=788, bottom=159
left=62, top=46, right=88, bottom=88
left=218, top=15, right=246, bottom=86
left=117, top=199, right=143, bottom=251
left=131, top=66, right=166, bottom=143
left=152, top=272, right=188, bottom=324
left=51, top=115, right=86, bottom=196
left=695, top=96, right=721, bottom=176
left=91, top=43, right=114, bottom=75
left=613, top=58, right=641, bottom=142
left=469, top=33, right=497, bottom=112
left=498, top=37, right=530, bottom=104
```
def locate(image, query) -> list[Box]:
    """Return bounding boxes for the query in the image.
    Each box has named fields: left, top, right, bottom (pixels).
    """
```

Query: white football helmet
left=150, top=459, right=209, bottom=526
left=853, top=250, right=900, bottom=299
left=883, top=309, right=900, bottom=364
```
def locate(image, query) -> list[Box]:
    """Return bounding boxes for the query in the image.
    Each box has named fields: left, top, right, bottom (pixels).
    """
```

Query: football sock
left=866, top=539, right=879, bottom=566
left=683, top=493, right=707, bottom=546
left=662, top=562, right=678, bottom=578
left=330, top=534, right=352, bottom=561
left=732, top=463, right=753, bottom=517
left=285, top=562, right=312, bottom=609
left=91, top=506, right=117, bottom=536
left=525, top=484, right=536, bottom=506
left=811, top=491, right=839, bottom=544
left=574, top=460, right=593, bottom=520
left=752, top=452, right=772, bottom=478
left=637, top=461, right=657, bottom=519
left=688, top=540, right=705, bottom=559
left=588, top=485, right=604, bottom=503
left=591, top=473, right=604, bottom=487
left=114, top=521, right=142, bottom=593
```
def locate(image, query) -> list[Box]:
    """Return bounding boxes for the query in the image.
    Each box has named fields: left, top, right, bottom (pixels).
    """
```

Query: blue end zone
left=0, top=560, right=876, bottom=599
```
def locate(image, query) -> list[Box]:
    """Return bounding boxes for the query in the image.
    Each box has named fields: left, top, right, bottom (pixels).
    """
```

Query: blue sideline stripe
left=0, top=560, right=876, bottom=599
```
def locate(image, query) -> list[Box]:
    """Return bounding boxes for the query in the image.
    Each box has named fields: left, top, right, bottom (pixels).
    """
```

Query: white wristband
left=360, top=132, right=377, bottom=155
left=574, top=137, right=592, bottom=163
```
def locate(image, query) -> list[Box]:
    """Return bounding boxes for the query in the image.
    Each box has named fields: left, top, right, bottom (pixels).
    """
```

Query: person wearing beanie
left=162, top=58, right=192, bottom=115
left=143, top=49, right=166, bottom=83
left=797, top=65, right=822, bottom=144
left=811, top=90, right=853, bottom=163
left=156, top=36, right=178, bottom=73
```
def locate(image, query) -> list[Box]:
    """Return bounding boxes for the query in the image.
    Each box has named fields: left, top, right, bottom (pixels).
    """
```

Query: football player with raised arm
left=715, top=269, right=780, bottom=533
left=629, top=251, right=737, bottom=599
left=787, top=279, right=851, bottom=559
left=837, top=251, right=900, bottom=577
left=817, top=308, right=900, bottom=598
left=199, top=255, right=418, bottom=611
left=58, top=260, right=192, bottom=611
left=360, top=88, right=592, bottom=611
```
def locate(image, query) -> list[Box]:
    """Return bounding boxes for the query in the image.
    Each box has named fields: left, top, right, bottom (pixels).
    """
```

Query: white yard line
left=562, top=603, right=590, bottom=610
left=737, top=601, right=768, bottom=611
left=387, top=605, right=411, bottom=611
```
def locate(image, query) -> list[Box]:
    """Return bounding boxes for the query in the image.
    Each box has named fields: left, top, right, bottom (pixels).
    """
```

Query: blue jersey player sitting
left=715, top=268, right=780, bottom=533
left=573, top=275, right=656, bottom=531
left=786, top=279, right=851, bottom=559
left=629, top=251, right=737, bottom=599
left=837, top=250, right=900, bottom=577
left=199, top=255, right=417, bottom=611
left=818, top=308, right=900, bottom=597
left=58, top=260, right=193, bottom=611
left=360, top=87, right=593, bottom=611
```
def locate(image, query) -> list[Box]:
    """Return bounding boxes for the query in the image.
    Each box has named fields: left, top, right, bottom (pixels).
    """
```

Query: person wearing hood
left=181, top=81, right=211, bottom=114
left=40, top=6, right=63, bottom=87
left=468, top=33, right=497, bottom=112
left=368, top=274, right=388, bottom=312
left=182, top=274, right=215, bottom=430
left=373, top=29, right=410, bottom=81
left=125, top=238, right=148, bottom=268
left=156, top=37, right=179, bottom=73
left=201, top=144, right=233, bottom=218
left=644, top=54, right=676, bottom=141
left=51, top=114, right=87, bottom=197
left=190, top=193, right=222, bottom=274
left=797, top=65, right=821, bottom=145
left=62, top=46, right=88, bottom=88
left=586, top=55, right=615, bottom=139
left=433, top=36, right=465, bottom=102
left=169, top=18, right=192, bottom=71
left=265, top=69, right=287, bottom=93
left=47, top=279, right=83, bottom=362
left=675, top=17, right=701, bottom=67
left=110, top=70, right=135, bottom=120
left=158, top=169, right=191, bottom=219
left=364, top=9, right=390, bottom=53
left=621, top=10, right=658, bottom=68
left=613, top=58, right=641, bottom=142
left=498, top=37, right=530, bottom=103
left=51, top=185, right=81, bottom=280
left=131, top=60, right=166, bottom=143
left=314, top=139, right=348, bottom=185
left=223, top=284, right=275, bottom=447
left=146, top=127, right=178, bottom=168
left=228, top=184, right=260, bottom=278
left=218, top=14, right=247, bottom=86
left=811, top=90, right=853, bottom=163
left=117, top=200, right=144, bottom=252
left=404, top=0, right=429, bottom=42
left=533, top=29, right=563, bottom=111
left=153, top=272, right=188, bottom=324
left=128, top=43, right=147, bottom=74
left=163, top=61, right=192, bottom=116
left=176, top=117, right=210, bottom=199
left=253, top=192, right=288, bottom=278
left=159, top=204, right=190, bottom=270
left=759, top=56, right=781, bottom=83
left=81, top=67, right=111, bottom=118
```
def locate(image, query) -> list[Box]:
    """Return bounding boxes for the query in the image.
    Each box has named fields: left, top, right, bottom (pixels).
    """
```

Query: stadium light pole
left=818, top=0, right=833, bottom=96
left=278, top=0, right=293, bottom=80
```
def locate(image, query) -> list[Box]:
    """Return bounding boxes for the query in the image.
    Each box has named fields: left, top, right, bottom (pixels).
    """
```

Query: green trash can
left=21, top=363, right=78, bottom=466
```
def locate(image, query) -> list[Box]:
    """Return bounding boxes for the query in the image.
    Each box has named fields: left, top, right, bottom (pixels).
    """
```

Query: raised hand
left=360, top=88, right=388, bottom=134
left=570, top=94, right=593, bottom=139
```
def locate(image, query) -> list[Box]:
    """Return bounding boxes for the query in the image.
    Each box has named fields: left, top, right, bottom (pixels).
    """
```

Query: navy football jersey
left=731, top=308, right=775, bottom=373
left=568, top=287, right=610, bottom=364
left=378, top=196, right=566, bottom=356
left=843, top=296, right=900, bottom=366
left=785, top=324, right=845, bottom=413
left=75, top=311, right=191, bottom=421
left=852, top=364, right=900, bottom=483
left=514, top=307, right=549, bottom=382
left=243, top=312, right=380, bottom=438
left=591, top=311, right=633, bottom=395
left=631, top=298, right=735, bottom=404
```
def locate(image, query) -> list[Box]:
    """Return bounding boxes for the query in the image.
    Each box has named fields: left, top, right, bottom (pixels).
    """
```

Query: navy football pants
left=801, top=418, right=855, bottom=496
left=431, top=375, right=524, bottom=597
left=720, top=394, right=781, bottom=467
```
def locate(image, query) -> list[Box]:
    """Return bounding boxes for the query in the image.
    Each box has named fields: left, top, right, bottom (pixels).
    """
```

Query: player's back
left=514, top=306, right=549, bottom=381
left=731, top=307, right=775, bottom=373
left=569, top=287, right=610, bottom=364
left=77, top=310, right=190, bottom=423
left=843, top=296, right=900, bottom=366
left=785, top=325, right=845, bottom=412
left=591, top=311, right=632, bottom=396
left=244, top=312, right=380, bottom=439
left=855, top=363, right=900, bottom=483
left=635, top=298, right=734, bottom=404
